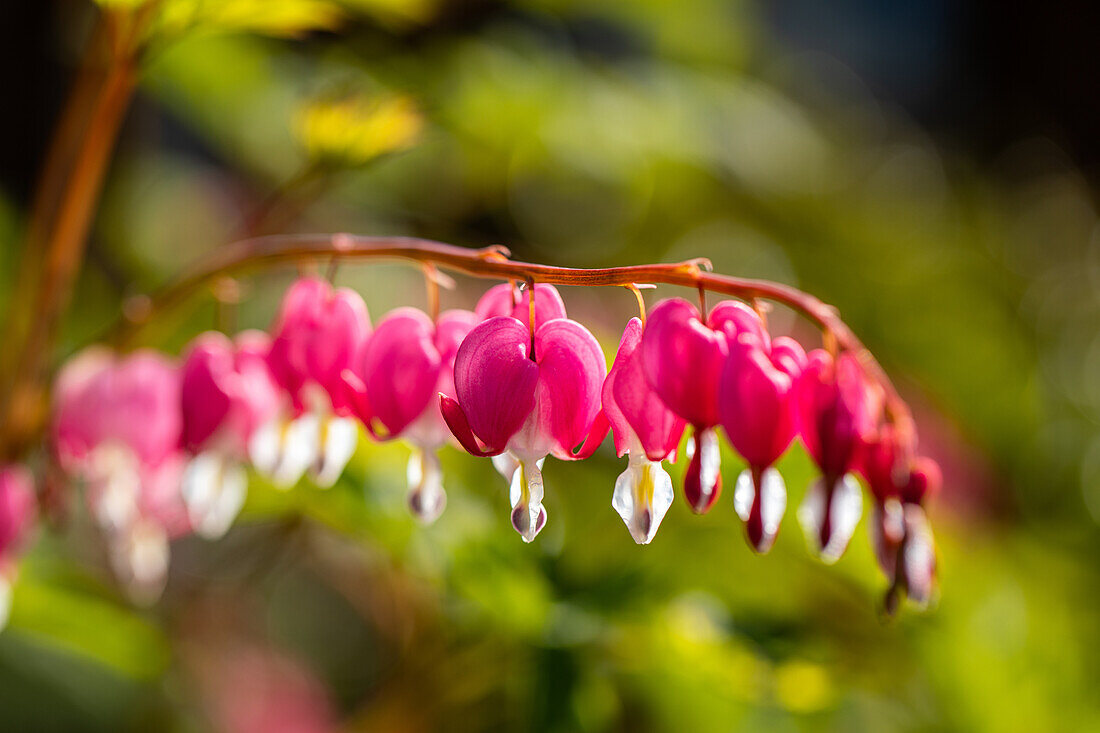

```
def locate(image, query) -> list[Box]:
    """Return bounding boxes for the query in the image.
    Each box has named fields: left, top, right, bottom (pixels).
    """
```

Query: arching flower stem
left=108, top=233, right=914, bottom=442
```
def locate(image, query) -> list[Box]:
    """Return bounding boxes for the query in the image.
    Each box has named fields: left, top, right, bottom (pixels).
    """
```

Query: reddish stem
left=113, top=233, right=914, bottom=436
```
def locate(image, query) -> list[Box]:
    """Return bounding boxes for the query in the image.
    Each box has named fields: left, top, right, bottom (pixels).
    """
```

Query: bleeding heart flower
left=254, top=277, right=370, bottom=489
left=179, top=330, right=281, bottom=539
left=0, top=465, right=36, bottom=630
left=640, top=298, right=766, bottom=514
left=441, top=313, right=607, bottom=542
left=53, top=348, right=188, bottom=602
left=861, top=426, right=940, bottom=609
left=342, top=307, right=480, bottom=523
left=795, top=349, right=881, bottom=563
left=721, top=334, right=806, bottom=553
left=475, top=283, right=567, bottom=330
left=604, top=318, right=685, bottom=544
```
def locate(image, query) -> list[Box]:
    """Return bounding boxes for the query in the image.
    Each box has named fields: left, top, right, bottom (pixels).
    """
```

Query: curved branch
left=115, top=233, right=915, bottom=438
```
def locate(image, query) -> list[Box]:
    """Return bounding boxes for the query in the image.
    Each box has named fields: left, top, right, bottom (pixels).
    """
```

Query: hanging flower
left=861, top=425, right=940, bottom=609
left=603, top=317, right=686, bottom=544
left=253, top=276, right=370, bottom=488
left=474, top=282, right=567, bottom=329
left=721, top=334, right=806, bottom=553
left=53, top=348, right=189, bottom=602
left=440, top=311, right=606, bottom=542
left=179, top=330, right=281, bottom=539
left=795, top=349, right=881, bottom=563
left=0, top=465, right=36, bottom=630
left=342, top=307, right=479, bottom=523
left=640, top=298, right=767, bottom=514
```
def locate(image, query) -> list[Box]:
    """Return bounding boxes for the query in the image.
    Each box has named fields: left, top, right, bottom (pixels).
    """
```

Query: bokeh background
left=1, top=0, right=1099, bottom=730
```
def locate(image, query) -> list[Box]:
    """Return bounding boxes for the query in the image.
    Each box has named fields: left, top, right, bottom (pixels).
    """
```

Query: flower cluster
left=41, top=274, right=939, bottom=608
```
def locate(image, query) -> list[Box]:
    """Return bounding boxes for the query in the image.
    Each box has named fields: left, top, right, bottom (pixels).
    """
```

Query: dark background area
left=4, top=1, right=1100, bottom=203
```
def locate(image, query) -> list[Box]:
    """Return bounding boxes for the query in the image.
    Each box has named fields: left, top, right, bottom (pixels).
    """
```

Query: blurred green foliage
left=4, top=0, right=1100, bottom=730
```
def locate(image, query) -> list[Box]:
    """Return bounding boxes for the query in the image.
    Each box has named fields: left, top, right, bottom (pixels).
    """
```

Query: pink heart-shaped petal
left=452, top=317, right=539, bottom=454
left=358, top=308, right=442, bottom=437
left=475, top=283, right=567, bottom=329
left=640, top=298, right=728, bottom=428
left=527, top=318, right=606, bottom=460
left=605, top=318, right=685, bottom=461
left=719, top=337, right=802, bottom=469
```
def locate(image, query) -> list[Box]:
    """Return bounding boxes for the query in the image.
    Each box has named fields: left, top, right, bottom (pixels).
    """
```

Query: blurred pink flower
left=180, top=331, right=281, bottom=539
left=639, top=298, right=766, bottom=514
left=441, top=313, right=606, bottom=541
left=861, top=426, right=940, bottom=608
left=795, top=349, right=881, bottom=563
left=254, top=277, right=370, bottom=488
left=721, top=334, right=806, bottom=553
left=342, top=307, right=479, bottom=522
left=53, top=348, right=187, bottom=601
left=209, top=647, right=337, bottom=733
left=0, top=465, right=36, bottom=630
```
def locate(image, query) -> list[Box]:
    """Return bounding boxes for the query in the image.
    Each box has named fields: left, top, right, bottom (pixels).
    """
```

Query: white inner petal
left=612, top=452, right=674, bottom=545
left=0, top=575, right=12, bottom=632
left=87, top=443, right=141, bottom=531
left=407, top=448, right=447, bottom=524
left=734, top=467, right=787, bottom=553
left=697, top=428, right=721, bottom=497
left=278, top=413, right=322, bottom=488
left=182, top=455, right=247, bottom=540
left=510, top=457, right=547, bottom=543
left=248, top=416, right=282, bottom=477
left=312, top=416, right=358, bottom=488
left=110, top=519, right=170, bottom=605
left=493, top=452, right=521, bottom=482
left=798, top=473, right=863, bottom=564
left=902, top=504, right=936, bottom=608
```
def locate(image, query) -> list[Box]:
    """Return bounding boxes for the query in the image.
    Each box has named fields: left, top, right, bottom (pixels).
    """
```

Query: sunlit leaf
left=157, top=0, right=345, bottom=39
left=295, top=93, right=424, bottom=167
left=8, top=577, right=170, bottom=680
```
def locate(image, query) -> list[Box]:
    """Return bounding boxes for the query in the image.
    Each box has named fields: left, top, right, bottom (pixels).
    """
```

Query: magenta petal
left=268, top=277, right=371, bottom=410
left=180, top=332, right=235, bottom=452
left=339, top=370, right=377, bottom=435
left=798, top=350, right=878, bottom=480
left=453, top=317, right=539, bottom=452
left=568, top=410, right=611, bottom=461
left=439, top=395, right=498, bottom=456
left=640, top=299, right=727, bottom=428
left=684, top=427, right=722, bottom=513
left=531, top=318, right=606, bottom=459
left=719, top=339, right=798, bottom=469
left=433, top=309, right=481, bottom=401
left=769, top=336, right=807, bottom=378
left=358, top=308, right=441, bottom=437
left=0, top=466, right=36, bottom=557
left=475, top=283, right=567, bottom=329
left=708, top=300, right=768, bottom=348
left=606, top=318, right=685, bottom=461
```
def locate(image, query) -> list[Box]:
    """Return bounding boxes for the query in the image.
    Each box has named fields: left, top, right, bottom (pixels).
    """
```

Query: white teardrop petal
left=196, top=460, right=247, bottom=540
left=248, top=417, right=283, bottom=477
left=312, top=416, right=358, bottom=488
left=902, top=504, right=937, bottom=608
left=0, top=575, right=13, bottom=632
left=493, top=452, right=520, bottom=483
left=274, top=413, right=321, bottom=488
left=612, top=453, right=674, bottom=545
left=510, top=458, right=547, bottom=543
left=798, top=473, right=863, bottom=564
left=110, top=519, right=170, bottom=605
left=734, top=468, right=787, bottom=553
left=407, top=449, right=447, bottom=524
left=697, top=428, right=721, bottom=498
